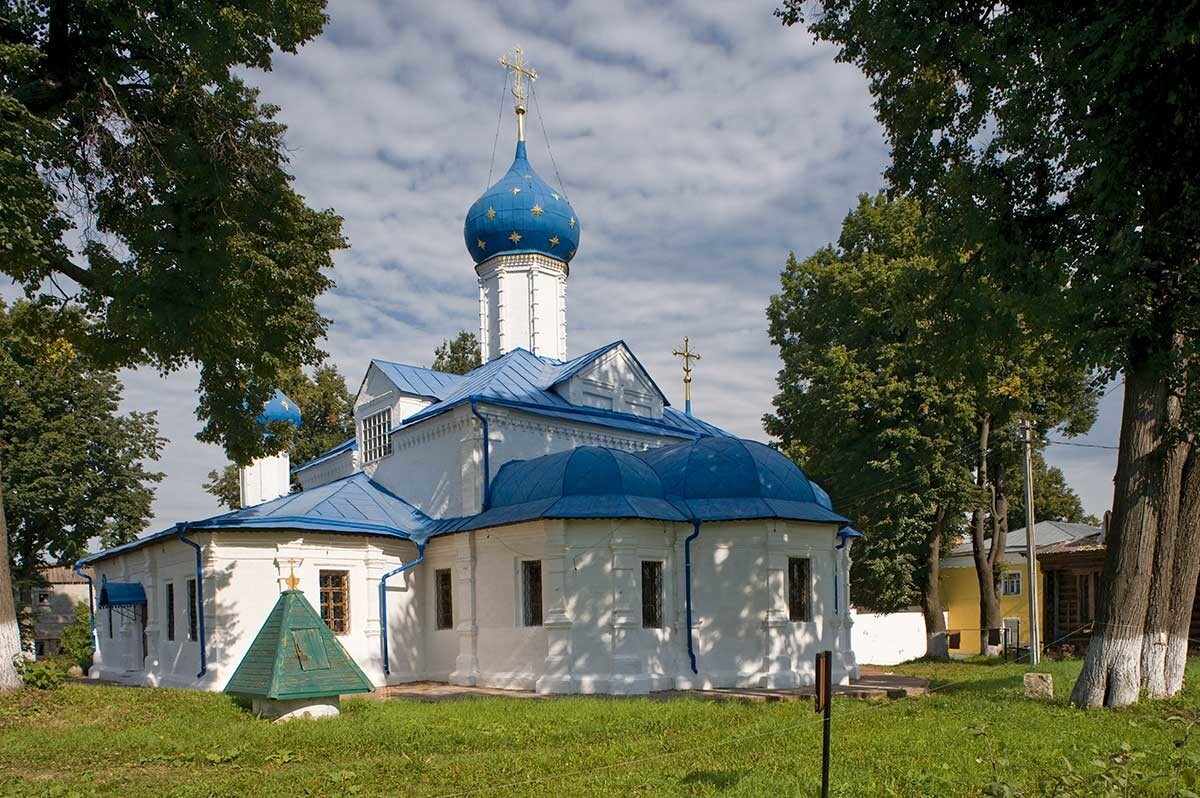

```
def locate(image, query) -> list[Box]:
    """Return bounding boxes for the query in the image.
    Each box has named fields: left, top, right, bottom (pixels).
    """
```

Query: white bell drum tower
left=464, top=47, right=581, bottom=363
left=238, top=389, right=302, bottom=507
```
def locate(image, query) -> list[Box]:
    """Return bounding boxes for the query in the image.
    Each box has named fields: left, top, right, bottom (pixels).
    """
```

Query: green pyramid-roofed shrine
left=224, top=589, right=373, bottom=701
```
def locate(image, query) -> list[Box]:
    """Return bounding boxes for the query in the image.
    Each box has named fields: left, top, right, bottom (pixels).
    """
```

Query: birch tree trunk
left=971, top=416, right=1003, bottom=655
left=0, top=456, right=23, bottom=690
left=1164, top=448, right=1199, bottom=696
left=1071, top=361, right=1175, bottom=708
left=922, top=505, right=950, bottom=661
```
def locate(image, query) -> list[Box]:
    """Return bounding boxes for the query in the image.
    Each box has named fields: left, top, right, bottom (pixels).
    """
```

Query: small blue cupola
left=257, top=389, right=302, bottom=429
left=464, top=140, right=581, bottom=267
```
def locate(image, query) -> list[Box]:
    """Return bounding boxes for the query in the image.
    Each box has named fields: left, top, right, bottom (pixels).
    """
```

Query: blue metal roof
left=292, top=437, right=357, bottom=474
left=79, top=474, right=439, bottom=566
left=97, top=581, right=147, bottom=607
left=464, top=140, right=580, bottom=266
left=371, top=360, right=464, bottom=401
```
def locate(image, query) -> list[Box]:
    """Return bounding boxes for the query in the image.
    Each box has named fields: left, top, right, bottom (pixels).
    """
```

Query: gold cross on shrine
left=672, top=337, right=701, bottom=415
left=499, top=46, right=538, bottom=141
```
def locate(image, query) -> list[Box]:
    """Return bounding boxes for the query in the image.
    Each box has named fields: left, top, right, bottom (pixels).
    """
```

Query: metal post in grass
left=814, top=650, right=832, bottom=798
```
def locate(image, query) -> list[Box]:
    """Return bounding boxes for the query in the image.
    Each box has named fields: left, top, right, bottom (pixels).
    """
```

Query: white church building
left=78, top=51, right=863, bottom=696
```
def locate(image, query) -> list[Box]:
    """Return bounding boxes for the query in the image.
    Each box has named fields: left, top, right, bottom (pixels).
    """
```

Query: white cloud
left=102, top=0, right=1118, bottom=531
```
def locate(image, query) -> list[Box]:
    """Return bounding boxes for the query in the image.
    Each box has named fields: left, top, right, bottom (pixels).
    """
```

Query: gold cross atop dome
left=285, top=560, right=300, bottom=591
left=499, top=46, right=538, bottom=141
left=672, top=337, right=702, bottom=415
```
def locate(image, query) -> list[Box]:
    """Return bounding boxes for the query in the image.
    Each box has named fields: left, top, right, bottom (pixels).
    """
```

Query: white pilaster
left=536, top=520, right=576, bottom=694
left=449, top=531, right=480, bottom=686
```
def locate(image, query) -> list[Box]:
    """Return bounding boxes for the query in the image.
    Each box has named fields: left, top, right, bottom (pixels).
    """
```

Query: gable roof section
left=79, top=473, right=438, bottom=566
left=370, top=360, right=465, bottom=401
left=548, top=341, right=670, bottom=406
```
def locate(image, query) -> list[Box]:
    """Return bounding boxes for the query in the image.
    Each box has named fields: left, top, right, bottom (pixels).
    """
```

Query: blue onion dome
left=638, top=438, right=818, bottom=502
left=257, top=389, right=302, bottom=429
left=464, top=140, right=580, bottom=266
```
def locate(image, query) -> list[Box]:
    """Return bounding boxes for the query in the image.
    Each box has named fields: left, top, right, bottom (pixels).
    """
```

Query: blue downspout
left=470, top=399, right=491, bottom=510
left=684, top=520, right=701, bottom=674
left=380, top=543, right=425, bottom=676
left=175, top=523, right=207, bottom=679
left=74, top=562, right=96, bottom=650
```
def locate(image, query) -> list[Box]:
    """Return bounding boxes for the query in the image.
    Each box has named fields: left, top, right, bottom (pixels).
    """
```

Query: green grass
left=1, top=659, right=1198, bottom=797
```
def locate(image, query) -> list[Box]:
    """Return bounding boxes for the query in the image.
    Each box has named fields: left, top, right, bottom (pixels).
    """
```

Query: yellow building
left=939, top=521, right=1099, bottom=656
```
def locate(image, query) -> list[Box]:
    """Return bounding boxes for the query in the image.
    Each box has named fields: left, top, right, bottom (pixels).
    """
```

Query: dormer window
left=361, top=408, right=392, bottom=463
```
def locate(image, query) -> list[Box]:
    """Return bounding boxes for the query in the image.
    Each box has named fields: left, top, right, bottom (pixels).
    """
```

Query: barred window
left=522, top=561, right=543, bottom=627
left=186, top=579, right=198, bottom=641
left=166, top=583, right=176, bottom=642
left=435, top=569, right=454, bottom=630
left=319, top=570, right=349, bottom=634
left=788, top=557, right=812, bottom=622
left=361, top=408, right=393, bottom=463
left=641, top=561, right=664, bottom=629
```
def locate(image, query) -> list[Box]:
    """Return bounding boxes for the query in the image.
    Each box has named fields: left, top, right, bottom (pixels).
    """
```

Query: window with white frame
left=361, top=408, right=393, bottom=463
left=1002, top=570, right=1022, bottom=596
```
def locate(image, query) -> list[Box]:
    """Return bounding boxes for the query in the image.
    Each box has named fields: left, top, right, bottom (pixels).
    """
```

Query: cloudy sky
left=105, top=0, right=1120, bottom=533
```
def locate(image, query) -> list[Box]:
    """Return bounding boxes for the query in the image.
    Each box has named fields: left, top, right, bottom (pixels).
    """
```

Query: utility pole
left=1021, top=417, right=1041, bottom=666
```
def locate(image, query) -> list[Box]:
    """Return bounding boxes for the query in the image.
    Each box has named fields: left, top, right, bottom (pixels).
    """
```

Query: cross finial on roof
left=285, top=560, right=299, bottom=591
left=672, top=337, right=701, bottom=416
left=499, top=46, right=538, bottom=142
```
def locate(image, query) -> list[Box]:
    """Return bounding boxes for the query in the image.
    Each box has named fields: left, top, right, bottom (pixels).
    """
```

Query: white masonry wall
left=477, top=253, right=568, bottom=362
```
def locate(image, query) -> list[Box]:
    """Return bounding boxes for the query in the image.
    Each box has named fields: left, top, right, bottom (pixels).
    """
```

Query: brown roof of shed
left=39, top=566, right=90, bottom=584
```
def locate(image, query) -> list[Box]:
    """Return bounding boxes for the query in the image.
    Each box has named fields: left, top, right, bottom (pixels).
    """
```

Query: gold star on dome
left=509, top=231, right=523, bottom=244
left=477, top=238, right=487, bottom=251
left=511, top=187, right=521, bottom=195
left=551, top=193, right=560, bottom=201
left=531, top=204, right=544, bottom=217
left=568, top=248, right=576, bottom=258
left=568, top=217, right=576, bottom=229
left=548, top=235, right=560, bottom=247
left=486, top=207, right=496, bottom=220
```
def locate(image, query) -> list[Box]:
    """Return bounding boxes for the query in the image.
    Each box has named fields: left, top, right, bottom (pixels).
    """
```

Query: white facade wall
left=294, top=447, right=356, bottom=491
left=477, top=253, right=568, bottom=362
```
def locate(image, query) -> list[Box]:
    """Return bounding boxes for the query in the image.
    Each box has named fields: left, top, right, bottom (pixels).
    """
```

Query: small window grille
left=186, top=579, right=198, bottom=641
left=319, top=570, right=350, bottom=634
left=435, top=569, right=454, bottom=630
left=1002, top=571, right=1022, bottom=596
left=361, top=409, right=393, bottom=463
left=166, top=583, right=176, bottom=642
left=788, top=557, right=812, bottom=622
left=522, top=561, right=543, bottom=627
left=641, top=561, right=664, bottom=629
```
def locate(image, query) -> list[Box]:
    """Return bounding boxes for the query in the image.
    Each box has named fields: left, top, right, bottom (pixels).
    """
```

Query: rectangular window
left=1002, top=571, right=1022, bottom=597
left=319, top=570, right=350, bottom=634
left=186, top=579, right=198, bottom=641
left=435, top=569, right=454, bottom=630
left=36, top=591, right=50, bottom=606
left=788, top=557, right=812, bottom=622
left=361, top=409, right=393, bottom=463
left=522, top=560, right=543, bottom=627
left=166, top=583, right=176, bottom=642
left=641, top=561, right=664, bottom=629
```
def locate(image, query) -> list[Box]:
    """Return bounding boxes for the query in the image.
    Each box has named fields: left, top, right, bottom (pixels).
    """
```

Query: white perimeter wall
left=850, top=609, right=938, bottom=665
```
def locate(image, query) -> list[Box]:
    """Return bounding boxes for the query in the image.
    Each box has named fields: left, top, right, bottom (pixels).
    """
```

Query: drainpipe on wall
left=684, top=520, right=701, bottom=675
left=470, top=399, right=491, bottom=510
left=175, top=523, right=207, bottom=679
left=73, top=562, right=96, bottom=650
left=380, top=543, right=426, bottom=676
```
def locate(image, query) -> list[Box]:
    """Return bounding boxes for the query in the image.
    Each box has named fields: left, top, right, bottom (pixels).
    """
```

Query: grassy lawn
left=2, top=659, right=1198, bottom=797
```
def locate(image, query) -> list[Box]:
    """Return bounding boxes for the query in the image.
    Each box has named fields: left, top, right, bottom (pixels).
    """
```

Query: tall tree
left=778, top=0, right=1200, bottom=707
left=0, top=1, right=343, bottom=687
left=1007, top=453, right=1098, bottom=531
left=0, top=300, right=164, bottom=589
left=432, top=331, right=482, bottom=375
left=766, top=194, right=977, bottom=659
left=204, top=363, right=354, bottom=509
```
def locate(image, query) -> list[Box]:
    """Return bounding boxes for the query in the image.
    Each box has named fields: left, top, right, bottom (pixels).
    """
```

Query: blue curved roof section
left=465, top=140, right=580, bottom=266
left=79, top=473, right=439, bottom=566
left=259, top=389, right=302, bottom=428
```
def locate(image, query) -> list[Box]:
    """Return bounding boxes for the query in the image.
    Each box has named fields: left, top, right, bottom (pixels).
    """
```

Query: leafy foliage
left=13, top=658, right=64, bottom=690
left=432, top=331, right=482, bottom=376
left=1008, top=454, right=1099, bottom=531
left=0, top=0, right=345, bottom=463
left=58, top=603, right=93, bottom=672
left=0, top=300, right=163, bottom=584
left=204, top=364, right=354, bottom=509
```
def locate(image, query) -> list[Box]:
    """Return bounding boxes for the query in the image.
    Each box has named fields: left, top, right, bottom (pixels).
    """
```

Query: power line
left=1045, top=439, right=1119, bottom=451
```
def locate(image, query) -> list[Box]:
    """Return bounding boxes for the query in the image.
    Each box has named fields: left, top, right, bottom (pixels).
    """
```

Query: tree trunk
left=0, top=456, right=23, bottom=689
left=1070, top=360, right=1176, bottom=708
left=1164, top=447, right=1199, bottom=696
left=971, top=415, right=1002, bottom=655
left=922, top=504, right=950, bottom=661
left=991, top=458, right=1012, bottom=650
left=1140, top=409, right=1188, bottom=698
